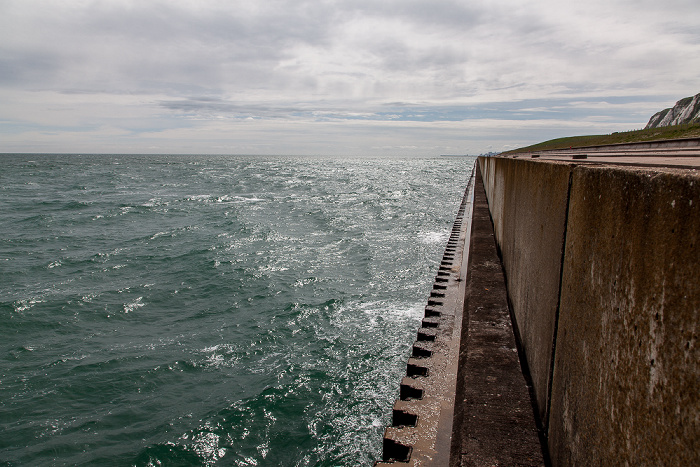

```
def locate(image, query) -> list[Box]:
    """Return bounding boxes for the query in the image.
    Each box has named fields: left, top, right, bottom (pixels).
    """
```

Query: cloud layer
left=1, top=0, right=699, bottom=154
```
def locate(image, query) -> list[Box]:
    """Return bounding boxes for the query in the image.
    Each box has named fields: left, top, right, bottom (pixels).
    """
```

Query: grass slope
left=504, top=122, right=700, bottom=154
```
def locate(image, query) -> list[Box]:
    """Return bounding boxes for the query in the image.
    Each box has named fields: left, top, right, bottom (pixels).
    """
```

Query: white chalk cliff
left=645, top=93, right=700, bottom=128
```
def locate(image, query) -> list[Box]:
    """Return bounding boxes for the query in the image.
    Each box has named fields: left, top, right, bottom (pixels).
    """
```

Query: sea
left=0, top=154, right=475, bottom=466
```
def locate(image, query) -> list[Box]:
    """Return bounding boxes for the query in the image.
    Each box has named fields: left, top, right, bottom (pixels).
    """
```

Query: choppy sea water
left=0, top=154, right=475, bottom=466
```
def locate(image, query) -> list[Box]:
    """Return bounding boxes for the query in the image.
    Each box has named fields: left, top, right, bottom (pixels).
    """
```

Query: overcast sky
left=1, top=0, right=699, bottom=155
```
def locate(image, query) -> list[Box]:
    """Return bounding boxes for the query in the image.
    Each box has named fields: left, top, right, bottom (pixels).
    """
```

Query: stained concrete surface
left=479, top=157, right=572, bottom=424
left=548, top=165, right=700, bottom=465
left=480, top=153, right=699, bottom=466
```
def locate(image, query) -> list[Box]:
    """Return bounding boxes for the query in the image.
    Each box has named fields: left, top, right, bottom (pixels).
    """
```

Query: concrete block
left=548, top=165, right=700, bottom=465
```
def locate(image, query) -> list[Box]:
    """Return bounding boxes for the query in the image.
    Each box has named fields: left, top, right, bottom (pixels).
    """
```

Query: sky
left=1, top=0, right=699, bottom=156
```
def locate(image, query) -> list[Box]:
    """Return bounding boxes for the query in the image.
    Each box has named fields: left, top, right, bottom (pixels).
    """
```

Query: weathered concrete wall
left=479, top=156, right=700, bottom=465
left=479, top=157, right=571, bottom=424
left=550, top=165, right=700, bottom=465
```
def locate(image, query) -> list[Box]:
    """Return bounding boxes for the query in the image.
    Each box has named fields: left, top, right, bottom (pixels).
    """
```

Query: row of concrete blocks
left=376, top=178, right=474, bottom=465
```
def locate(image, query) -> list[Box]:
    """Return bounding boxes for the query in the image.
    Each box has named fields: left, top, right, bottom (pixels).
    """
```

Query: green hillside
left=504, top=122, right=700, bottom=154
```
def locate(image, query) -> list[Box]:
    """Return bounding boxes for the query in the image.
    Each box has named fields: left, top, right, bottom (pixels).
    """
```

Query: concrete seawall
left=479, top=155, right=699, bottom=465
left=377, top=151, right=698, bottom=465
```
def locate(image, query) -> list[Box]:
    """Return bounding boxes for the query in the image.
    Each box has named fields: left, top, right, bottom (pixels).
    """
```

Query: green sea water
left=0, top=154, right=475, bottom=466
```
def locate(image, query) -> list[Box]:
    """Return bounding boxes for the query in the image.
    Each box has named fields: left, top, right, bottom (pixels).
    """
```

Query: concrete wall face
left=479, top=157, right=572, bottom=422
left=479, top=157, right=700, bottom=465
left=549, top=166, right=700, bottom=466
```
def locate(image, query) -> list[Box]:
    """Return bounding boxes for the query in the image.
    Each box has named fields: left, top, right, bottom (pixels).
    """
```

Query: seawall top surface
left=502, top=139, right=700, bottom=169
left=503, top=153, right=700, bottom=169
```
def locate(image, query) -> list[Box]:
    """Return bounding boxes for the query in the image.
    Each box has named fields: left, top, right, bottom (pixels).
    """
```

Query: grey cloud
left=77, top=2, right=334, bottom=51
left=0, top=1, right=551, bottom=97
left=0, top=50, right=62, bottom=86
left=158, top=96, right=366, bottom=120
left=159, top=97, right=297, bottom=116
left=336, top=0, right=485, bottom=30
left=0, top=1, right=341, bottom=93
